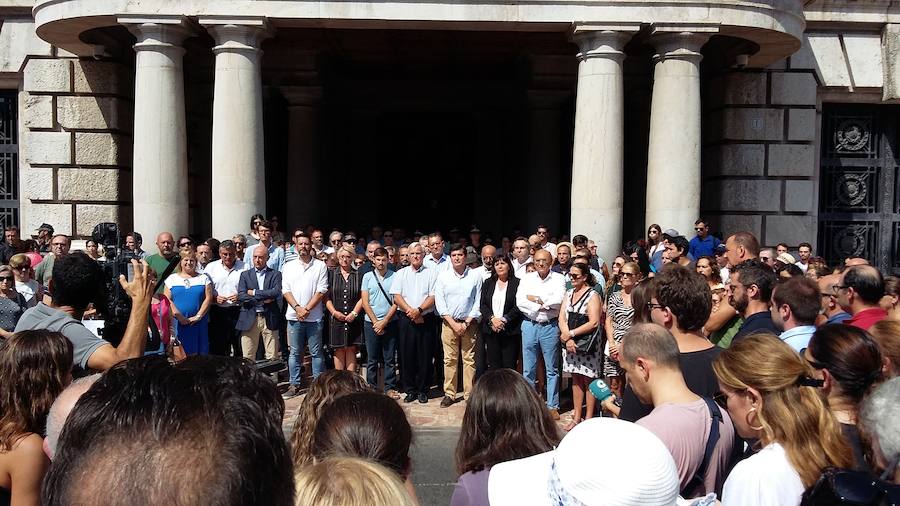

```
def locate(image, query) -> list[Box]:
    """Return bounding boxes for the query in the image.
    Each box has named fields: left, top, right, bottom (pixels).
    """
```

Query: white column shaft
left=645, top=33, right=707, bottom=236
left=570, top=31, right=628, bottom=265
left=130, top=22, right=190, bottom=242
left=209, top=24, right=269, bottom=239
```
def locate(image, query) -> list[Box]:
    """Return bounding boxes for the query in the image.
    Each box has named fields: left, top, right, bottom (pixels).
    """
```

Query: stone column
left=569, top=27, right=634, bottom=264
left=202, top=17, right=272, bottom=239
left=282, top=87, right=322, bottom=229
left=645, top=30, right=711, bottom=236
left=121, top=17, right=192, bottom=242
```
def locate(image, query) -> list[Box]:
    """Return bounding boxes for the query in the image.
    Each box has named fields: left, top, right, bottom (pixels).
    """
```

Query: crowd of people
left=0, top=214, right=898, bottom=505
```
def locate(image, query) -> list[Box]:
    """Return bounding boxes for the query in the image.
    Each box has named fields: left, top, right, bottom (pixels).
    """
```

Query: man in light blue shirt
left=361, top=246, right=399, bottom=397
left=771, top=276, right=819, bottom=352
left=389, top=243, right=439, bottom=404
left=424, top=232, right=450, bottom=271
left=243, top=221, right=284, bottom=271
left=434, top=243, right=483, bottom=407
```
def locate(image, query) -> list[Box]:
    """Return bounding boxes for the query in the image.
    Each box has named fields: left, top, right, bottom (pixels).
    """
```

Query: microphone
left=589, top=379, right=613, bottom=402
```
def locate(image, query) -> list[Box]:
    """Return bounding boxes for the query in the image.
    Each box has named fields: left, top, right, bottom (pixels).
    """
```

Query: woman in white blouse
left=713, top=333, right=852, bottom=506
left=478, top=255, right=522, bottom=371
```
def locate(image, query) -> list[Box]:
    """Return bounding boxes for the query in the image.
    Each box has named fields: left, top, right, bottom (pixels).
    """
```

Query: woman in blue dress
left=163, top=249, right=213, bottom=355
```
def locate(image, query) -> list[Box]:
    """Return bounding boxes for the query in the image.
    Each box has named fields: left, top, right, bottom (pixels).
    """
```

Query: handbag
left=168, top=336, right=187, bottom=362
left=567, top=289, right=600, bottom=354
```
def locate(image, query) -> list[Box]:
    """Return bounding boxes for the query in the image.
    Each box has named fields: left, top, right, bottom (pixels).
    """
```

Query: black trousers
left=474, top=330, right=488, bottom=380
left=484, top=330, right=520, bottom=371
left=209, top=306, right=241, bottom=357
left=399, top=313, right=436, bottom=395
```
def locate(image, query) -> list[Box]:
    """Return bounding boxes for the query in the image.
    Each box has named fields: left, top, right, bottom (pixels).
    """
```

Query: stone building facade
left=0, top=0, right=898, bottom=272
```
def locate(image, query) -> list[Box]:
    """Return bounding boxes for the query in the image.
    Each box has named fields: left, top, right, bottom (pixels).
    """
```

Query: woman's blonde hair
left=713, top=333, right=852, bottom=487
left=175, top=248, right=197, bottom=273
left=8, top=253, right=30, bottom=270
left=868, top=320, right=900, bottom=378
left=294, top=456, right=414, bottom=506
left=290, top=370, right=370, bottom=468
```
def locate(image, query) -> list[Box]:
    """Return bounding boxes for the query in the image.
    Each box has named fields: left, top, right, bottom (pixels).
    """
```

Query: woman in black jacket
left=480, top=254, right=523, bottom=370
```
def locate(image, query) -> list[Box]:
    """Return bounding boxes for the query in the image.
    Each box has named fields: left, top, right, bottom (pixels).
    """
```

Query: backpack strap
left=683, top=397, right=723, bottom=496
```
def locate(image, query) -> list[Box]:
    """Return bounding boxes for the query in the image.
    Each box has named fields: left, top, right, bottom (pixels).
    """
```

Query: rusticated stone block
left=768, top=144, right=815, bottom=177
left=721, top=109, right=784, bottom=141
left=787, top=109, right=817, bottom=142
left=21, top=166, right=54, bottom=200
left=770, top=72, right=817, bottom=106
left=23, top=59, right=70, bottom=93
left=73, top=60, right=130, bottom=96
left=24, top=131, right=71, bottom=165
left=717, top=144, right=765, bottom=176
left=765, top=215, right=817, bottom=246
left=22, top=94, right=54, bottom=129
left=58, top=168, right=124, bottom=201
left=705, top=180, right=781, bottom=212
left=76, top=204, right=127, bottom=236
left=784, top=181, right=815, bottom=213
left=74, top=133, right=129, bottom=166
left=58, top=96, right=130, bottom=131
left=712, top=215, right=763, bottom=239
left=22, top=203, right=72, bottom=236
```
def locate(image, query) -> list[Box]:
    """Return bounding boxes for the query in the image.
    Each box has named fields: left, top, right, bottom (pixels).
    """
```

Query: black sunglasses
left=179, top=241, right=193, bottom=247
left=804, top=465, right=900, bottom=504
left=0, top=276, right=13, bottom=282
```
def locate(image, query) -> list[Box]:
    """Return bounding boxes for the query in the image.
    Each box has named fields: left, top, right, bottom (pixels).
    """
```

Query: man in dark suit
left=237, top=245, right=283, bottom=360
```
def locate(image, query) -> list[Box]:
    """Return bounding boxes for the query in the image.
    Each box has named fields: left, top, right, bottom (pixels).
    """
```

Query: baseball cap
left=776, top=252, right=796, bottom=265
left=714, top=244, right=727, bottom=255
left=662, top=229, right=680, bottom=238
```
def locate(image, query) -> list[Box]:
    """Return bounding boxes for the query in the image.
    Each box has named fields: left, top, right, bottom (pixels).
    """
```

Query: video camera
left=90, top=222, right=152, bottom=348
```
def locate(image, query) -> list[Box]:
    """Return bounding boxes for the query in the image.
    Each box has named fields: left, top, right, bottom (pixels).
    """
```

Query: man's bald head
left=845, top=257, right=869, bottom=267
left=818, top=274, right=843, bottom=316
left=45, top=374, right=101, bottom=459
left=842, top=265, right=884, bottom=305
left=156, top=232, right=175, bottom=256
left=480, top=245, right=496, bottom=257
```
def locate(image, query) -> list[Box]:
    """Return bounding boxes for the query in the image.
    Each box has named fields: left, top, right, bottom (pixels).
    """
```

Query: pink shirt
left=151, top=295, right=173, bottom=345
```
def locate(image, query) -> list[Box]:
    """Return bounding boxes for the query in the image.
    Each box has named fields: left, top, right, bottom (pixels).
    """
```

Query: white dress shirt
left=389, top=264, right=438, bottom=315
left=471, top=265, right=493, bottom=281
left=492, top=281, right=508, bottom=320
left=435, top=267, right=483, bottom=321
left=423, top=253, right=451, bottom=272
left=515, top=271, right=566, bottom=322
left=281, top=257, right=329, bottom=322
left=512, top=257, right=532, bottom=279
left=542, top=242, right=557, bottom=259
left=204, top=259, right=247, bottom=307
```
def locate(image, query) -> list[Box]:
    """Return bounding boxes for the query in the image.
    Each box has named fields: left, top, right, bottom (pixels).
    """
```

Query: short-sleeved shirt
left=389, top=265, right=438, bottom=314
left=15, top=303, right=107, bottom=373
left=361, top=269, right=395, bottom=322
left=204, top=259, right=247, bottom=307
left=146, top=253, right=179, bottom=293
left=281, top=258, right=329, bottom=322
left=637, top=399, right=736, bottom=496
left=721, top=443, right=804, bottom=506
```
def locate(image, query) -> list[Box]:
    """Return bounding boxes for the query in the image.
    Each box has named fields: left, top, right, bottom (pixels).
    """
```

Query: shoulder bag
left=567, top=289, right=600, bottom=354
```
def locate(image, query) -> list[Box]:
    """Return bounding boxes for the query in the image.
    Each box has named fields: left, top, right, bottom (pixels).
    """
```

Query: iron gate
left=0, top=91, right=19, bottom=229
left=818, top=104, right=900, bottom=275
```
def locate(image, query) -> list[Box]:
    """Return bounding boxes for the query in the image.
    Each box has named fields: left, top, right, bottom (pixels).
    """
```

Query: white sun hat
left=487, top=418, right=680, bottom=506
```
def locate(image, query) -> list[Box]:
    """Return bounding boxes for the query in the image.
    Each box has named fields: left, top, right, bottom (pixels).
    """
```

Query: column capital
left=648, top=27, right=717, bottom=62
left=119, top=16, right=195, bottom=51
left=200, top=17, right=274, bottom=53
left=570, top=25, right=638, bottom=62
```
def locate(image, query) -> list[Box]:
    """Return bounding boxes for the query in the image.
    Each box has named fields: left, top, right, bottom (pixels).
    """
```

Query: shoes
left=418, top=392, right=428, bottom=404
left=440, top=396, right=455, bottom=408
left=386, top=389, right=401, bottom=400
left=549, top=409, right=560, bottom=421
left=404, top=392, right=416, bottom=403
left=281, top=385, right=300, bottom=399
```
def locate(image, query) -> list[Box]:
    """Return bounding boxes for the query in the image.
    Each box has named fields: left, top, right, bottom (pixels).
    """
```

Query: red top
left=843, top=307, right=888, bottom=331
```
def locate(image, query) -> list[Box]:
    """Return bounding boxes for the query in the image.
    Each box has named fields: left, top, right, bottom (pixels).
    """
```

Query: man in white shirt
left=511, top=238, right=532, bottom=279
left=424, top=232, right=450, bottom=271
left=196, top=243, right=213, bottom=274
left=390, top=243, right=439, bottom=404
left=281, top=231, right=329, bottom=398
left=795, top=242, right=812, bottom=273
left=516, top=249, right=566, bottom=418
left=471, top=245, right=496, bottom=281
left=204, top=240, right=247, bottom=357
left=536, top=224, right=557, bottom=259
left=435, top=243, right=483, bottom=407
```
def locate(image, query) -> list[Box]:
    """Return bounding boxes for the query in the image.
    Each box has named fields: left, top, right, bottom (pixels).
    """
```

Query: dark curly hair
left=652, top=264, right=712, bottom=331
left=0, top=330, right=72, bottom=450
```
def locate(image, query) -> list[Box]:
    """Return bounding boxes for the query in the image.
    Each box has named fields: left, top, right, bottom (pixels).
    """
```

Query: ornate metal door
left=819, top=105, right=900, bottom=274
left=0, top=92, right=19, bottom=228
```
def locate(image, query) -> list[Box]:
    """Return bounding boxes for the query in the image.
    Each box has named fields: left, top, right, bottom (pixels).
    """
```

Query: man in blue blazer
left=238, top=245, right=283, bottom=360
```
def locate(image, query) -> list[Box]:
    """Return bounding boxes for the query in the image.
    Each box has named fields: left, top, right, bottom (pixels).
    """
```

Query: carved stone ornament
left=835, top=120, right=870, bottom=152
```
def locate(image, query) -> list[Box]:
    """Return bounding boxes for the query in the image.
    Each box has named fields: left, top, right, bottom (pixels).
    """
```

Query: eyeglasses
left=695, top=227, right=706, bottom=231
left=832, top=285, right=849, bottom=294
left=0, top=276, right=13, bottom=282
left=345, top=239, right=357, bottom=244
left=646, top=302, right=665, bottom=310
left=570, top=274, right=583, bottom=280
left=760, top=256, right=770, bottom=262
left=713, top=392, right=728, bottom=409
left=13, top=266, right=28, bottom=271
left=178, top=241, right=193, bottom=247
left=621, top=272, right=637, bottom=278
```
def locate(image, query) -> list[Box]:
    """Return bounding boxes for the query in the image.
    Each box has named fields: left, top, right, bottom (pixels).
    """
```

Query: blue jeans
left=287, top=319, right=325, bottom=386
left=363, top=319, right=398, bottom=392
left=521, top=320, right=561, bottom=409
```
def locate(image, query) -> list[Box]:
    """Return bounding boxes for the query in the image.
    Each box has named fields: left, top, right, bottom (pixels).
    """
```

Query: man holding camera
left=15, top=252, right=155, bottom=375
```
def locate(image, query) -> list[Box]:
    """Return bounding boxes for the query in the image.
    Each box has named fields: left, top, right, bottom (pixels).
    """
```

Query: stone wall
left=702, top=55, right=819, bottom=249
left=20, top=57, right=133, bottom=237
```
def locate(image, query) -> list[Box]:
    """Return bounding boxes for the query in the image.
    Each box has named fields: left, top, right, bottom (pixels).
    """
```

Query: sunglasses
left=0, top=276, right=14, bottom=282
left=345, top=239, right=357, bottom=244
left=179, top=242, right=193, bottom=247
left=621, top=272, right=637, bottom=278
left=713, top=392, right=728, bottom=409
left=570, top=274, right=583, bottom=280
left=13, top=266, right=28, bottom=271
left=645, top=302, right=665, bottom=310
